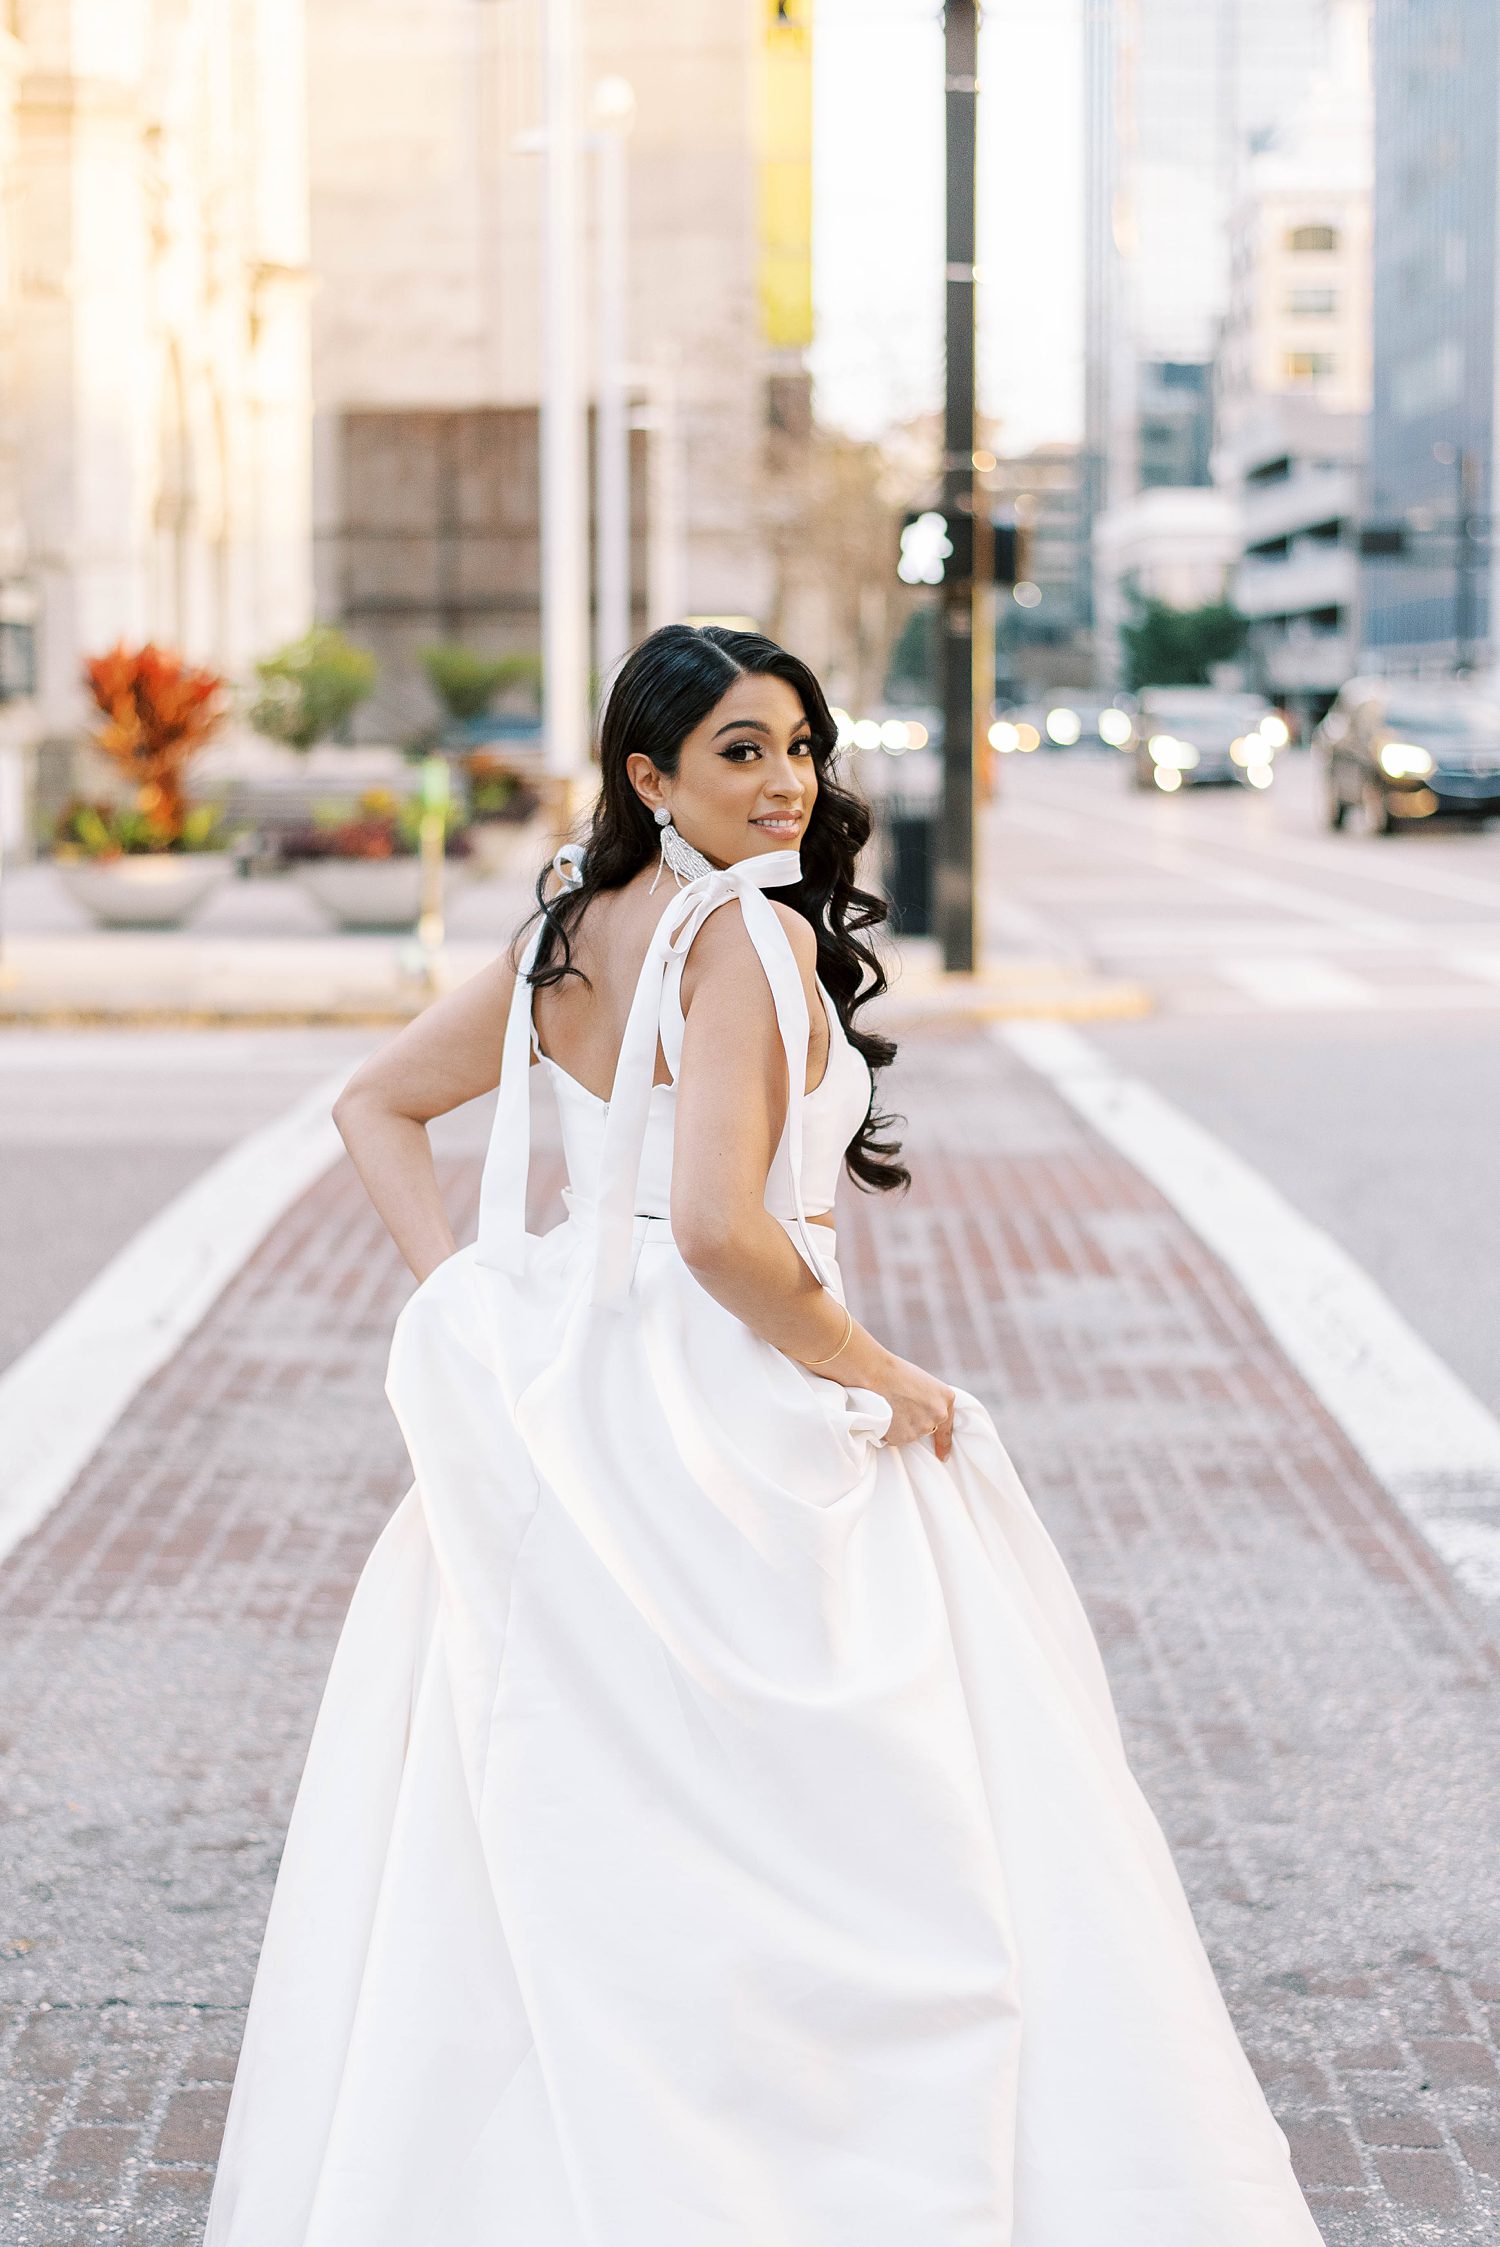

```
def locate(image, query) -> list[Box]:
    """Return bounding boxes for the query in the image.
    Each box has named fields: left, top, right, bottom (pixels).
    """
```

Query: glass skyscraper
left=1363, top=0, right=1500, bottom=669
left=1084, top=1, right=1335, bottom=540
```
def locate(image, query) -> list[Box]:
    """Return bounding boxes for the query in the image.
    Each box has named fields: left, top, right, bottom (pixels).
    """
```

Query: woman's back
left=530, top=872, right=832, bottom=1103
left=523, top=863, right=872, bottom=1247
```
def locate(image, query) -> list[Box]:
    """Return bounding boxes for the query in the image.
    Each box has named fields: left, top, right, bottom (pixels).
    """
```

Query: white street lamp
left=591, top=77, right=636, bottom=691
left=542, top=0, right=590, bottom=797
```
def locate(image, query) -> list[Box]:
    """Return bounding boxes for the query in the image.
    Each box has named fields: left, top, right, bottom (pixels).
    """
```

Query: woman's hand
left=866, top=1352, right=957, bottom=1463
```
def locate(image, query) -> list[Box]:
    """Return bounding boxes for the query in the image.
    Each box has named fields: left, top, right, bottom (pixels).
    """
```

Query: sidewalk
left=0, top=859, right=1149, bottom=1024
left=2, top=1030, right=1498, bottom=2244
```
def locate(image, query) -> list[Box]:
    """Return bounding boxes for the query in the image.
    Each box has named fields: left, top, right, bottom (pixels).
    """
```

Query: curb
left=874, top=965, right=1154, bottom=1026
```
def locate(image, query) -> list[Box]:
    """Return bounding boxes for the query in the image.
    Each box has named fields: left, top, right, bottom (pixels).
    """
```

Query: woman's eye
left=790, top=738, right=814, bottom=757
left=720, top=742, right=761, bottom=761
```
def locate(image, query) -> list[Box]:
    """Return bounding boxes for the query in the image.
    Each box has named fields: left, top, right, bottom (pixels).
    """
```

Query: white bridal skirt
left=202, top=1214, right=1322, bottom=2246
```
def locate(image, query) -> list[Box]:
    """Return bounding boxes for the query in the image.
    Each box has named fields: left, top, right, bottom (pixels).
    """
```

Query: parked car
left=1129, top=688, right=1288, bottom=793
left=1315, top=678, right=1500, bottom=833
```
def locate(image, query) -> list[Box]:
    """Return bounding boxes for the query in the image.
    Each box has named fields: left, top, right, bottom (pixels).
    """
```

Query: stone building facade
left=4, top=0, right=313, bottom=751
left=306, top=0, right=889, bottom=740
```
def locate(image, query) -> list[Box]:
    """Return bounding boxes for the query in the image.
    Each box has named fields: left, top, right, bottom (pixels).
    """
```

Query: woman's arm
left=670, top=905, right=956, bottom=1459
left=331, top=949, right=519, bottom=1284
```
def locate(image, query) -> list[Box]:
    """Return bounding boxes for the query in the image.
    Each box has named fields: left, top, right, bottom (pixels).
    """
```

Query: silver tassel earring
left=650, top=804, right=713, bottom=890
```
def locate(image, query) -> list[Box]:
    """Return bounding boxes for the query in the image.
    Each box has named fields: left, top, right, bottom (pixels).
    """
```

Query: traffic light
left=899, top=509, right=972, bottom=585
left=898, top=509, right=1028, bottom=586
left=992, top=515, right=1032, bottom=587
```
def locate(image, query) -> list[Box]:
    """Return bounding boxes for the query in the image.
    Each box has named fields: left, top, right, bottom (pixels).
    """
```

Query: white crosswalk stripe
left=1215, top=957, right=1379, bottom=1008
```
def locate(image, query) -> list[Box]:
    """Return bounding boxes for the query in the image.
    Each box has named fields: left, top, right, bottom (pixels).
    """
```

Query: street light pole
left=542, top=0, right=590, bottom=820
left=592, top=78, right=636, bottom=692
left=937, top=0, right=980, bottom=974
left=1457, top=447, right=1480, bottom=675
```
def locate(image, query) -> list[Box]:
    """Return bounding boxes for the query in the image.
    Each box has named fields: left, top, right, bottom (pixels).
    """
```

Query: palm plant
left=81, top=642, right=229, bottom=847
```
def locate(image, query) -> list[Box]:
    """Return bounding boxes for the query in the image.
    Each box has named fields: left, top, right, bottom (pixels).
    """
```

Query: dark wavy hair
left=520, top=622, right=907, bottom=1193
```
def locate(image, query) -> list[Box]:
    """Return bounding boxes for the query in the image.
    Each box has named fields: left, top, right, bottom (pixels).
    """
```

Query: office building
left=307, top=0, right=858, bottom=737
left=1219, top=0, right=1371, bottom=716
left=1084, top=0, right=1335, bottom=630
left=1362, top=0, right=1500, bottom=672
left=5, top=0, right=313, bottom=745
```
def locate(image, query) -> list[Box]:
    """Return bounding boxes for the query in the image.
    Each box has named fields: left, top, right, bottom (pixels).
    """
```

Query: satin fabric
left=202, top=850, right=1322, bottom=2246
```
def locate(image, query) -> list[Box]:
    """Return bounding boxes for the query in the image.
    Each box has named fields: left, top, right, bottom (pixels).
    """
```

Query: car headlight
left=1378, top=741, right=1434, bottom=779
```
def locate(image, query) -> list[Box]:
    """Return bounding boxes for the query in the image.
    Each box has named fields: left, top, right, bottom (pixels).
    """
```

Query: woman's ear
left=625, top=751, right=667, bottom=815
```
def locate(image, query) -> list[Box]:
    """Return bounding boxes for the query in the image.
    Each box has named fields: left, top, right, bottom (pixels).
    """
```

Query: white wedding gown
left=203, top=849, right=1322, bottom=2246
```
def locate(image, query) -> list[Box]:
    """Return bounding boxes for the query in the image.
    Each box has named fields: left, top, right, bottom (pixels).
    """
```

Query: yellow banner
left=758, top=0, right=813, bottom=349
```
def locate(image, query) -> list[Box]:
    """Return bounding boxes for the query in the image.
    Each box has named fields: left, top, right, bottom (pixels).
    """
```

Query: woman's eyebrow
left=712, top=717, right=771, bottom=738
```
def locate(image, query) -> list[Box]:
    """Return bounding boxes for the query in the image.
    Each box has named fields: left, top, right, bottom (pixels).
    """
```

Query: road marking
left=1003, top=1021, right=1500, bottom=1606
left=1015, top=757, right=1500, bottom=912
left=1450, top=951, right=1500, bottom=986
left=1005, top=800, right=1412, bottom=942
left=0, top=1076, right=345, bottom=1571
left=1214, top=957, right=1378, bottom=1009
left=1181, top=980, right=1500, bottom=1016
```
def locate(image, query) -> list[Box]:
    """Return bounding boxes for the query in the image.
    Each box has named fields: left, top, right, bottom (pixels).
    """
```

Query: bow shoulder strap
left=590, top=849, right=831, bottom=1310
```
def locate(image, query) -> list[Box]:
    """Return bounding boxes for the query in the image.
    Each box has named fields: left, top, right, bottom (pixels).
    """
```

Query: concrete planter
left=296, top=857, right=429, bottom=932
left=55, top=852, right=232, bottom=930
left=468, top=814, right=548, bottom=883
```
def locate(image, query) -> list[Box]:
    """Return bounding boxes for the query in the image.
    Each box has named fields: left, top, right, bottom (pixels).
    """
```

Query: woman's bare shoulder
left=683, top=892, right=817, bottom=979
left=678, top=897, right=822, bottom=1054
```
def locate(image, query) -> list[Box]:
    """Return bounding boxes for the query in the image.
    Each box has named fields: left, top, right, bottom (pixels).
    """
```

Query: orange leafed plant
left=83, top=642, right=229, bottom=846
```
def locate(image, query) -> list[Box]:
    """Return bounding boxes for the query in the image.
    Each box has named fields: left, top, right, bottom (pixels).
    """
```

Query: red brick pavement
left=2, top=1030, right=1499, bottom=2244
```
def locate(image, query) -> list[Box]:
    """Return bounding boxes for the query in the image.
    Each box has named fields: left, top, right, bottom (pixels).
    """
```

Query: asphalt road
left=982, top=748, right=1500, bottom=1419
left=0, top=1031, right=375, bottom=1376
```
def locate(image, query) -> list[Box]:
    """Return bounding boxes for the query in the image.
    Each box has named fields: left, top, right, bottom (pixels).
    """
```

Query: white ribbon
left=474, top=851, right=832, bottom=1309
left=474, top=920, right=545, bottom=1275
left=589, top=848, right=828, bottom=1309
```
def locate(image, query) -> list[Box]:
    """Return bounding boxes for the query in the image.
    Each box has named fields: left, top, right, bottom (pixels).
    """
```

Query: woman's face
left=626, top=672, right=818, bottom=869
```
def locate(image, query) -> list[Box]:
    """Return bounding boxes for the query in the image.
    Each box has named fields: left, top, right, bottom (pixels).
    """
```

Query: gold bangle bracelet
left=803, top=1302, right=854, bottom=1368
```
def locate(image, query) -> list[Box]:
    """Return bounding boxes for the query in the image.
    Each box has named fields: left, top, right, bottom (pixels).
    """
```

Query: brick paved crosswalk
left=2, top=1032, right=1498, bottom=2244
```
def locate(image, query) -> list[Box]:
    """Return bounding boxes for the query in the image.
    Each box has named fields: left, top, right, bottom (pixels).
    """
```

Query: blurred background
left=0, top=0, right=1496, bottom=965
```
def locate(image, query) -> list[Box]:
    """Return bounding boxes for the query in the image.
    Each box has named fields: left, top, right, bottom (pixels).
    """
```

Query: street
left=983, top=748, right=1500, bottom=1419
left=2, top=752, right=1499, bottom=2243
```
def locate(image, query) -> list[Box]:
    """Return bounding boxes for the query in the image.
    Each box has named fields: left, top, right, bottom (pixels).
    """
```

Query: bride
left=202, top=623, right=1322, bottom=2245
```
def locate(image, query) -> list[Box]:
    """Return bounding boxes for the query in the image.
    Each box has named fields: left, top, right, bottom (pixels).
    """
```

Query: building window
left=1288, top=224, right=1339, bottom=254
left=1285, top=351, right=1336, bottom=383
left=1287, top=287, right=1337, bottom=317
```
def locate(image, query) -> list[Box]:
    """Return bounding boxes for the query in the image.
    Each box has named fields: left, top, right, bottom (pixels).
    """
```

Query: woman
left=203, top=625, right=1321, bottom=2245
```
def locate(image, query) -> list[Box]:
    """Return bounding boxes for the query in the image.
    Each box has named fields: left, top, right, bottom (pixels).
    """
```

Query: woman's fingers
left=932, top=1387, right=957, bottom=1463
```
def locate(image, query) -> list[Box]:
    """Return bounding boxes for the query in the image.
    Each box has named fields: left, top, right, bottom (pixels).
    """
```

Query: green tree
left=1120, top=595, right=1248, bottom=693
left=421, top=645, right=542, bottom=725
left=249, top=626, right=378, bottom=751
